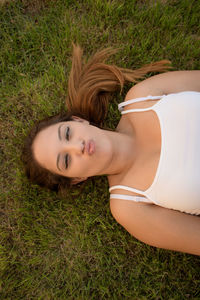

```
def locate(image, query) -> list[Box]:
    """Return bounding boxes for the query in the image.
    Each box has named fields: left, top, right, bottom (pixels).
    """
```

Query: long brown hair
left=22, top=44, right=171, bottom=191
left=66, top=44, right=171, bottom=125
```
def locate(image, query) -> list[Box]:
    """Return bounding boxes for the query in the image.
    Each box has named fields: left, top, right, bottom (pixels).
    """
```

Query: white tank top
left=109, top=91, right=200, bottom=215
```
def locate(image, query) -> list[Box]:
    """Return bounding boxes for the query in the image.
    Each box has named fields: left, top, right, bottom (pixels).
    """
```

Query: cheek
left=69, top=156, right=90, bottom=177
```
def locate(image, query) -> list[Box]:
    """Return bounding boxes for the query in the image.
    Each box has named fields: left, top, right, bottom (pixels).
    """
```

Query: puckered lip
left=85, top=139, right=95, bottom=155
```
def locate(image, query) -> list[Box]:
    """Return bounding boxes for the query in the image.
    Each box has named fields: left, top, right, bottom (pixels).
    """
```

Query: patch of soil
left=21, top=0, right=56, bottom=15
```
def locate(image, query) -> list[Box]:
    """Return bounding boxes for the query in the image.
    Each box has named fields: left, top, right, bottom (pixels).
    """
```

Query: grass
left=1, top=0, right=200, bottom=298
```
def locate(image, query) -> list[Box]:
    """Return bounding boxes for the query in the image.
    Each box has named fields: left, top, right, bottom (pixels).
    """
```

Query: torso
left=108, top=99, right=162, bottom=197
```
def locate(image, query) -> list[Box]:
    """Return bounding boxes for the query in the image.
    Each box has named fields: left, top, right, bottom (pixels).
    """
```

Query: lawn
left=0, top=0, right=200, bottom=299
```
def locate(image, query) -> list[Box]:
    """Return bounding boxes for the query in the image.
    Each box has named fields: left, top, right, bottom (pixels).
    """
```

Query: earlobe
left=71, top=177, right=88, bottom=185
left=72, top=116, right=89, bottom=125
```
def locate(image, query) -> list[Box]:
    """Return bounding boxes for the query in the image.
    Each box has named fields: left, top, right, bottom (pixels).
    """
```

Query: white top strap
left=118, top=95, right=164, bottom=112
left=121, top=107, right=153, bottom=114
left=109, top=185, right=146, bottom=196
left=110, top=193, right=152, bottom=203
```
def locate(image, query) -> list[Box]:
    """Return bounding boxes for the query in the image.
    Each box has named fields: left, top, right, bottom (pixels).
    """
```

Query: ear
left=71, top=177, right=88, bottom=185
left=71, top=116, right=89, bottom=125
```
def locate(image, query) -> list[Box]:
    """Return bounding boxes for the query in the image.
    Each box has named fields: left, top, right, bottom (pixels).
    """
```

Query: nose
left=62, top=139, right=85, bottom=155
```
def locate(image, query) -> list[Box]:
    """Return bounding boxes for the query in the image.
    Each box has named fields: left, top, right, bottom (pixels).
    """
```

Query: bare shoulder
left=125, top=74, right=164, bottom=100
left=110, top=198, right=151, bottom=226
left=109, top=198, right=160, bottom=245
left=126, top=70, right=200, bottom=100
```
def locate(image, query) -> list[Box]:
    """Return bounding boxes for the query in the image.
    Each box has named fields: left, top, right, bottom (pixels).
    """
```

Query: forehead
left=32, top=122, right=63, bottom=171
left=34, top=122, right=61, bottom=146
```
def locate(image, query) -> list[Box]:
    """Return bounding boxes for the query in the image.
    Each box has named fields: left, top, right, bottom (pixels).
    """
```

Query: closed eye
left=65, top=154, right=69, bottom=169
left=64, top=127, right=70, bottom=169
left=66, top=127, right=70, bottom=141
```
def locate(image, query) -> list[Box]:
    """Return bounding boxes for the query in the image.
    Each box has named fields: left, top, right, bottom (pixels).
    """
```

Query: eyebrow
left=56, top=154, right=61, bottom=171
left=58, top=124, right=63, bottom=141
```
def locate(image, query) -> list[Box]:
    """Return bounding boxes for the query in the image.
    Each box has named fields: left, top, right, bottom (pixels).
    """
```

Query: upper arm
left=110, top=198, right=200, bottom=255
left=126, top=71, right=200, bottom=100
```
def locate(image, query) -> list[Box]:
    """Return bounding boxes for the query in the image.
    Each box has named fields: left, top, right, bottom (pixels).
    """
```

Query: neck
left=100, top=129, right=138, bottom=176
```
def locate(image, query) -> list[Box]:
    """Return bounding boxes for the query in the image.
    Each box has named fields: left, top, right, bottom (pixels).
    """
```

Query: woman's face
left=33, top=118, right=113, bottom=180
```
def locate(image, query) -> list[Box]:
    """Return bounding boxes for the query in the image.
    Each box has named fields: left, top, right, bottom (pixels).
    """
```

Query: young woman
left=22, top=45, right=200, bottom=256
